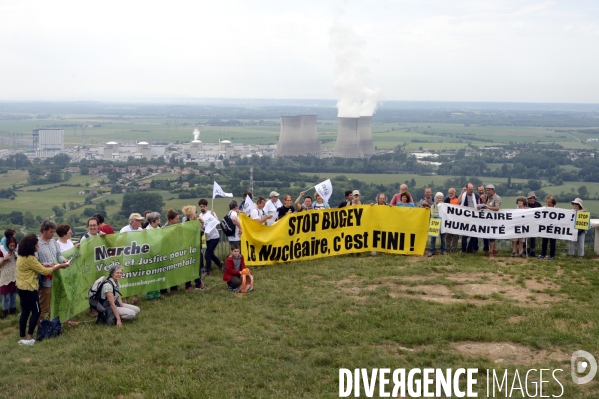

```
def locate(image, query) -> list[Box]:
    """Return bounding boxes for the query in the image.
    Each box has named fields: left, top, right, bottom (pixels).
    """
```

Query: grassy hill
left=0, top=252, right=597, bottom=397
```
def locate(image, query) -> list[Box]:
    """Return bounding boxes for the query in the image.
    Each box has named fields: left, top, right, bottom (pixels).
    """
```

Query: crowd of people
left=0, top=185, right=589, bottom=346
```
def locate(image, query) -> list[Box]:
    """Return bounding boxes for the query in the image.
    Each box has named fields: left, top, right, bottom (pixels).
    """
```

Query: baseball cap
left=129, top=213, right=144, bottom=221
left=485, top=184, right=495, bottom=190
left=269, top=191, right=280, bottom=197
left=352, top=190, right=361, bottom=196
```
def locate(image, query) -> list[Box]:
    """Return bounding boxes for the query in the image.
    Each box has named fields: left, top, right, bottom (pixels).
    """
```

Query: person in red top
left=94, top=213, right=114, bottom=235
left=223, top=243, right=251, bottom=292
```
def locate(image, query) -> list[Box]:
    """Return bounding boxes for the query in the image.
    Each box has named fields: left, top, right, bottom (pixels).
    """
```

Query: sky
left=1, top=0, right=599, bottom=103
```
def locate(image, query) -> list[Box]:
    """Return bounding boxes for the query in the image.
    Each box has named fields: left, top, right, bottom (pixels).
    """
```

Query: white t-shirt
left=228, top=210, right=241, bottom=242
left=250, top=208, right=266, bottom=224
left=119, top=224, right=143, bottom=234
left=79, top=233, right=98, bottom=243
left=263, top=199, right=282, bottom=226
left=57, top=239, right=74, bottom=253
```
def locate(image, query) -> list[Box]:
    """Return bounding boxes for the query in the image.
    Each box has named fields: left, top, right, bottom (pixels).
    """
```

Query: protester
left=350, top=190, right=362, bottom=206
left=390, top=184, right=414, bottom=205
left=1, top=229, right=15, bottom=252
left=444, top=188, right=460, bottom=252
left=17, top=234, right=68, bottom=346
left=526, top=192, right=542, bottom=257
left=36, top=220, right=69, bottom=322
left=511, top=196, right=527, bottom=257
left=227, top=200, right=242, bottom=248
left=263, top=191, right=282, bottom=226
left=182, top=205, right=203, bottom=291
left=539, top=196, right=557, bottom=260
left=145, top=212, right=161, bottom=229
left=56, top=224, right=75, bottom=252
left=428, top=192, right=447, bottom=257
left=569, top=198, right=586, bottom=259
left=419, top=187, right=434, bottom=208
left=277, top=195, right=295, bottom=220
left=223, top=243, right=251, bottom=292
left=396, top=192, right=415, bottom=208
left=371, top=193, right=387, bottom=205
left=295, top=192, right=314, bottom=211
left=94, top=213, right=114, bottom=235
left=250, top=197, right=273, bottom=225
left=80, top=217, right=106, bottom=243
left=477, top=186, right=488, bottom=252
left=338, top=190, right=353, bottom=208
left=120, top=213, right=144, bottom=233
left=100, top=265, right=140, bottom=327
left=0, top=236, right=17, bottom=319
left=458, top=183, right=480, bottom=253
left=198, top=198, right=221, bottom=276
left=482, top=184, right=502, bottom=258
left=313, top=193, right=330, bottom=209
left=142, top=210, right=153, bottom=229
left=163, top=209, right=180, bottom=227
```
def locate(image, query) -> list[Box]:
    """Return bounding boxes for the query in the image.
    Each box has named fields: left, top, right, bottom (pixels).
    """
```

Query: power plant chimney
left=357, top=116, right=375, bottom=157
left=276, top=115, right=321, bottom=157
left=333, top=117, right=363, bottom=158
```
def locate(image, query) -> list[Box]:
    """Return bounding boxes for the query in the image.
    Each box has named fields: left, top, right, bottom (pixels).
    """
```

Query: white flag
left=213, top=181, right=233, bottom=199
left=200, top=212, right=219, bottom=235
left=314, top=179, right=333, bottom=202
left=242, top=195, right=256, bottom=216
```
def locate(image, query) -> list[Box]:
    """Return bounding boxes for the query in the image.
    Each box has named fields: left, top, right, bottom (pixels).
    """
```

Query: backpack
left=36, top=317, right=63, bottom=341
left=220, top=212, right=236, bottom=237
left=88, top=276, right=119, bottom=311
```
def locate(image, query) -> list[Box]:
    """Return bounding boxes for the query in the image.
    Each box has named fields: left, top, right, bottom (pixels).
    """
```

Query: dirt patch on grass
left=452, top=342, right=570, bottom=366
left=507, top=316, right=526, bottom=324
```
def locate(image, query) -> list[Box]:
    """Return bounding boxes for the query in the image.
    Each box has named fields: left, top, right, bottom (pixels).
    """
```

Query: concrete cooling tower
left=333, top=117, right=363, bottom=158
left=357, top=116, right=375, bottom=157
left=275, top=115, right=321, bottom=157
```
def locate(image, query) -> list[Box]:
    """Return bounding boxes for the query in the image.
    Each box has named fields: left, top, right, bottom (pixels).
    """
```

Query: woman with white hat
left=569, top=198, right=586, bottom=259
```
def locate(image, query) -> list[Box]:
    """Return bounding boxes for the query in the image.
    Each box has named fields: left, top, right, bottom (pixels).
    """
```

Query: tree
left=63, top=171, right=72, bottom=181
left=527, top=179, right=542, bottom=191
left=52, top=205, right=64, bottom=217
left=120, top=192, right=165, bottom=217
left=80, top=167, right=89, bottom=175
left=9, top=211, right=23, bottom=225
left=578, top=185, right=589, bottom=199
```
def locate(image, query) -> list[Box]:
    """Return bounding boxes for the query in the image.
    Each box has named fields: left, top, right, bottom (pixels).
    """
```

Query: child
left=223, top=243, right=252, bottom=292
left=1, top=229, right=15, bottom=253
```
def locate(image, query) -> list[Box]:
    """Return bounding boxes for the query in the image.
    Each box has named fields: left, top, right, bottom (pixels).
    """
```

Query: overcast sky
left=1, top=0, right=598, bottom=103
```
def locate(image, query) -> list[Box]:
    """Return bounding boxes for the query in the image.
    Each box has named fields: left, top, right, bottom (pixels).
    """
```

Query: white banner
left=200, top=212, right=219, bottom=235
left=314, top=179, right=333, bottom=202
left=242, top=195, right=256, bottom=216
left=213, top=181, right=233, bottom=199
left=438, top=204, right=578, bottom=241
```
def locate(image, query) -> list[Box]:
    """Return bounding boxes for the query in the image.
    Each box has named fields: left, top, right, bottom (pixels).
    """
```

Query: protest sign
left=575, top=211, right=591, bottom=230
left=51, top=221, right=201, bottom=321
left=200, top=212, right=219, bottom=235
left=438, top=204, right=578, bottom=241
left=428, top=217, right=441, bottom=237
left=240, top=206, right=430, bottom=265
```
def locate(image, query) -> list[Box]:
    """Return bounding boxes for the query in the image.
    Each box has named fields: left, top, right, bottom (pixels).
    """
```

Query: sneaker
left=18, top=339, right=35, bottom=346
left=520, top=252, right=525, bottom=258
left=549, top=257, right=554, bottom=260
left=195, top=284, right=206, bottom=291
left=569, top=255, right=574, bottom=259
left=511, top=251, right=516, bottom=257
left=538, top=255, right=545, bottom=260
left=489, top=253, right=495, bottom=259
left=442, top=251, right=447, bottom=255
left=427, top=252, right=433, bottom=257
left=246, top=286, right=253, bottom=292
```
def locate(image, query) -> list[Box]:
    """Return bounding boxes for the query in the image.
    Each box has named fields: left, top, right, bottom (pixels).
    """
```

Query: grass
left=0, top=251, right=598, bottom=397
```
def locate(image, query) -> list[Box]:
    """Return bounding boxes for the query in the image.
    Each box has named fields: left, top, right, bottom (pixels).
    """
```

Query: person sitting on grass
left=100, top=265, right=140, bottom=327
left=16, top=234, right=69, bottom=346
left=511, top=196, right=527, bottom=257
left=223, top=243, right=252, bottom=293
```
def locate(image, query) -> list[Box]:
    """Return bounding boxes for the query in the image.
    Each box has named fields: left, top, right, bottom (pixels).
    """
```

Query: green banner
left=51, top=221, right=201, bottom=321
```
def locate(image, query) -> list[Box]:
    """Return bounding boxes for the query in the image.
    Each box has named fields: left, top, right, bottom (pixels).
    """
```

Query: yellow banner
left=428, top=217, right=441, bottom=237
left=239, top=205, right=430, bottom=266
left=575, top=211, right=591, bottom=230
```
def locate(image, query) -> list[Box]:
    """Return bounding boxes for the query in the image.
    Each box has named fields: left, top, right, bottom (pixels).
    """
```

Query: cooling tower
left=333, top=117, right=363, bottom=158
left=276, top=115, right=321, bottom=157
left=357, top=116, right=375, bottom=157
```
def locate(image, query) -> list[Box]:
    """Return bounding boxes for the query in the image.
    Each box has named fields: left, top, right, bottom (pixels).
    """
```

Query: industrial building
left=32, top=128, right=64, bottom=157
left=275, top=115, right=321, bottom=157
left=332, top=116, right=375, bottom=158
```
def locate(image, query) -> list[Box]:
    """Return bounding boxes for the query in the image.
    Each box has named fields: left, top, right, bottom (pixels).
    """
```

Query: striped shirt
left=36, top=236, right=66, bottom=288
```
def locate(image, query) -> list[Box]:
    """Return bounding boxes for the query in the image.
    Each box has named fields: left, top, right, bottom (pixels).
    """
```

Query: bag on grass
left=36, top=317, right=63, bottom=341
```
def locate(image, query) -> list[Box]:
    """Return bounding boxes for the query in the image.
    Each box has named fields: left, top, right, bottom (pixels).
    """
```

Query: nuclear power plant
left=357, top=116, right=375, bottom=157
left=332, top=116, right=375, bottom=158
left=275, top=115, right=321, bottom=157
